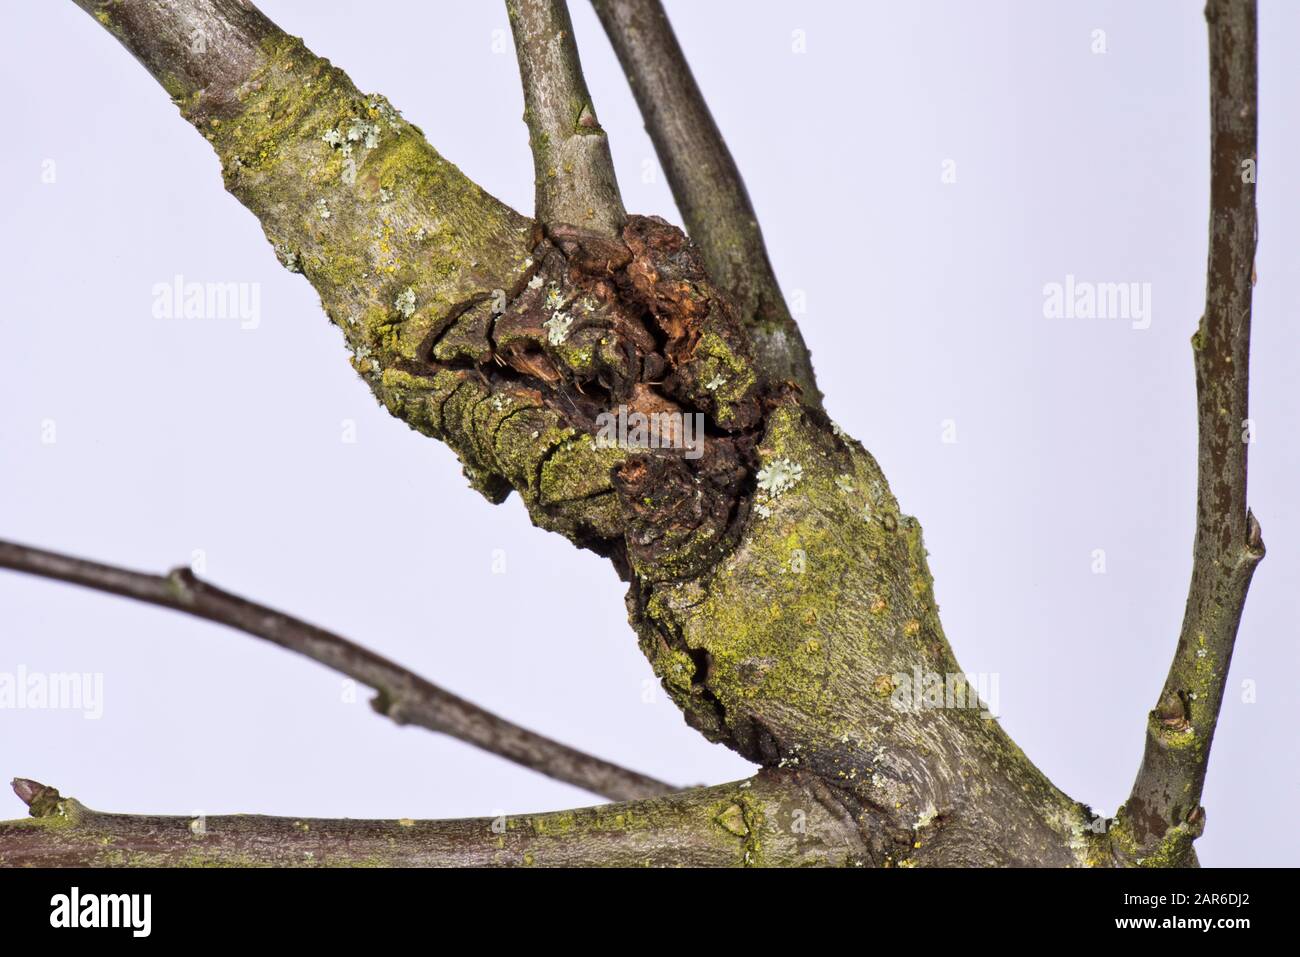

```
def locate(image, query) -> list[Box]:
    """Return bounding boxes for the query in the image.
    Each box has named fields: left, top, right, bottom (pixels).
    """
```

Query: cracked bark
left=1, top=0, right=1264, bottom=867
left=591, top=0, right=821, bottom=407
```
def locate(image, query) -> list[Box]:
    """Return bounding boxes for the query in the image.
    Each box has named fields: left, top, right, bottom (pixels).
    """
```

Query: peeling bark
left=591, top=0, right=822, bottom=406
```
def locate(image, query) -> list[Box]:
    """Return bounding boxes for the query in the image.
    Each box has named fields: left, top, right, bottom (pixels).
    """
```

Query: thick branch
left=1, top=773, right=864, bottom=867
left=507, top=0, right=626, bottom=237
left=591, top=0, right=821, bottom=406
left=1119, top=0, right=1263, bottom=864
left=0, top=539, right=672, bottom=802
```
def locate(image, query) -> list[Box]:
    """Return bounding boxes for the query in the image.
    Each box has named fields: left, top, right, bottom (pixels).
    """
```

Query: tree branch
left=71, top=0, right=276, bottom=117
left=0, top=539, right=673, bottom=802
left=61, top=0, right=1188, bottom=867
left=1, top=773, right=865, bottom=867
left=507, top=0, right=626, bottom=238
left=1118, top=0, right=1264, bottom=865
left=590, top=0, right=821, bottom=406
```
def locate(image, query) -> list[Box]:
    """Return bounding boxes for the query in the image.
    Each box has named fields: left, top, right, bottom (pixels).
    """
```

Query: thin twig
left=1122, top=0, right=1263, bottom=858
left=507, top=0, right=626, bottom=237
left=0, top=539, right=674, bottom=802
left=590, top=0, right=821, bottom=406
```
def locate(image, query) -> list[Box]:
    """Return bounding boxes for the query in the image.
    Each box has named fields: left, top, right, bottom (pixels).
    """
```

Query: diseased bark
left=2, top=774, right=863, bottom=867
left=3, top=0, right=1264, bottom=868
left=1117, top=0, right=1263, bottom=866
left=0, top=539, right=673, bottom=803
left=591, top=0, right=821, bottom=407
left=507, top=0, right=626, bottom=238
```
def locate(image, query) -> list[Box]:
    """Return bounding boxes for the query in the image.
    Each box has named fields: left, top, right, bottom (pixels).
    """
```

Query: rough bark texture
left=3, top=0, right=1262, bottom=867
left=2, top=773, right=861, bottom=867
left=591, top=0, right=822, bottom=407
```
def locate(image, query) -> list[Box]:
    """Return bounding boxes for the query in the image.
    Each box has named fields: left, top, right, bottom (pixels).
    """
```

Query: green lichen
left=692, top=329, right=758, bottom=428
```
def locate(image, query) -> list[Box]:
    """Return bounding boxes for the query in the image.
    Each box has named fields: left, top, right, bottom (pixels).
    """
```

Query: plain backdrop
left=1, top=1, right=1296, bottom=866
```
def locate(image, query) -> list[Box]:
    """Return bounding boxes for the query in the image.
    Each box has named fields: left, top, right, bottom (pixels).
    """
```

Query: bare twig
left=0, top=539, right=673, bottom=802
left=591, top=0, right=821, bottom=406
left=507, top=0, right=626, bottom=237
left=1121, top=0, right=1264, bottom=861
left=1, top=773, right=863, bottom=867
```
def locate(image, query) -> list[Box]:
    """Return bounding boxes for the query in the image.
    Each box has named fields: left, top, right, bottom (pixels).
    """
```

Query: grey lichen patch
left=756, top=457, right=802, bottom=497
left=394, top=286, right=416, bottom=318
left=543, top=310, right=572, bottom=345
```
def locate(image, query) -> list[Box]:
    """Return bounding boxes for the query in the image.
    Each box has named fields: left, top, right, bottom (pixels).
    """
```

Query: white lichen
left=704, top=374, right=726, bottom=392
left=378, top=187, right=394, bottom=203
left=346, top=119, right=381, bottom=148
left=368, top=98, right=404, bottom=130
left=544, top=311, right=573, bottom=345
left=835, top=474, right=855, bottom=493
left=274, top=244, right=300, bottom=273
left=527, top=274, right=544, bottom=290
left=315, top=199, right=331, bottom=220
left=394, top=287, right=417, bottom=318
left=756, top=457, right=803, bottom=498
